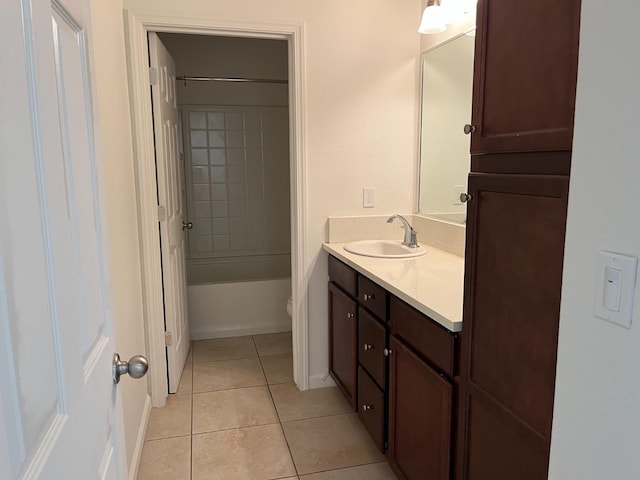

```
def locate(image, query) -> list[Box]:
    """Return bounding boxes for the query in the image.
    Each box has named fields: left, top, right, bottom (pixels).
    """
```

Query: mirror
left=418, top=30, right=475, bottom=224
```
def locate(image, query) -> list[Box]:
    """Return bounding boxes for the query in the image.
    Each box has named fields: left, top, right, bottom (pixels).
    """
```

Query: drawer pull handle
left=383, top=348, right=392, bottom=357
left=347, top=312, right=355, bottom=319
left=363, top=343, right=373, bottom=351
left=362, top=404, right=373, bottom=411
left=363, top=293, right=375, bottom=301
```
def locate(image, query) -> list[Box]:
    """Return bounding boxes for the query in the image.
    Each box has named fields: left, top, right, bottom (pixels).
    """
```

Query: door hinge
left=164, top=331, right=173, bottom=346
left=149, top=67, right=158, bottom=85
left=158, top=205, right=166, bottom=222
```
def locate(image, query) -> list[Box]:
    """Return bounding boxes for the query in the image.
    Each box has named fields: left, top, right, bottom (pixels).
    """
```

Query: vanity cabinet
left=328, top=254, right=460, bottom=479
left=469, top=0, right=581, bottom=174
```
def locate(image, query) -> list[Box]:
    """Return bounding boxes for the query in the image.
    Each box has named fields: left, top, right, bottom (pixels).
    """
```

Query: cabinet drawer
left=358, top=366, right=385, bottom=453
left=328, top=255, right=357, bottom=297
left=389, top=296, right=457, bottom=377
left=358, top=308, right=387, bottom=389
left=358, top=276, right=388, bottom=320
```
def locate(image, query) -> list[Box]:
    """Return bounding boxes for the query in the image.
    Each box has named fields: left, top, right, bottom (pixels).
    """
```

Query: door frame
left=123, top=10, right=309, bottom=407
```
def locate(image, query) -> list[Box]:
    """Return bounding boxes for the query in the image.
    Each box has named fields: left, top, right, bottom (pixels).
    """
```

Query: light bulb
left=418, top=4, right=446, bottom=34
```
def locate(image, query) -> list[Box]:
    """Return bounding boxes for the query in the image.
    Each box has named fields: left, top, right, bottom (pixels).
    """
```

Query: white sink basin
left=343, top=240, right=427, bottom=259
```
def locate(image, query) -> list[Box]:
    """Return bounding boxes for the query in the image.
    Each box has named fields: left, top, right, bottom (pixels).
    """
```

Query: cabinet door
left=388, top=335, right=453, bottom=480
left=469, top=0, right=581, bottom=156
left=329, top=282, right=358, bottom=410
left=457, top=174, right=569, bottom=480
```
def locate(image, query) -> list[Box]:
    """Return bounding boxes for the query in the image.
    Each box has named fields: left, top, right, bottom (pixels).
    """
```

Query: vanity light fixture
left=418, top=0, right=446, bottom=34
left=418, top=0, right=478, bottom=35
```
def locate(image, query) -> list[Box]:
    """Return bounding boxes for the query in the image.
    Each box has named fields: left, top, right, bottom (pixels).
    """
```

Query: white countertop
left=323, top=242, right=464, bottom=332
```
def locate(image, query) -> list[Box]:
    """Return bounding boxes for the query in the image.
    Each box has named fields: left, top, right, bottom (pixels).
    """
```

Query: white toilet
left=286, top=295, right=293, bottom=317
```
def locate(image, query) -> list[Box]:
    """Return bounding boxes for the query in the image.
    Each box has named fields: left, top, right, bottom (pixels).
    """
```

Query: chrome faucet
left=386, top=214, right=419, bottom=248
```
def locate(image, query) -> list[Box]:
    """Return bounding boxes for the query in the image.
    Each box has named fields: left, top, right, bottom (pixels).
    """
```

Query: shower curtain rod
left=175, top=75, right=288, bottom=85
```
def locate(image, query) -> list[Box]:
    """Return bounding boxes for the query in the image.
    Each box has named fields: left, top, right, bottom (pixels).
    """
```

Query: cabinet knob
left=383, top=348, right=392, bottom=357
left=463, top=124, right=477, bottom=135
left=363, top=343, right=373, bottom=351
left=363, top=293, right=375, bottom=301
left=459, top=193, right=472, bottom=203
left=362, top=404, right=373, bottom=411
left=347, top=312, right=355, bottom=319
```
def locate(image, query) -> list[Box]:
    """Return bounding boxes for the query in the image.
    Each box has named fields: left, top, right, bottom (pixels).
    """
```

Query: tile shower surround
left=138, top=332, right=398, bottom=480
left=184, top=107, right=290, bottom=259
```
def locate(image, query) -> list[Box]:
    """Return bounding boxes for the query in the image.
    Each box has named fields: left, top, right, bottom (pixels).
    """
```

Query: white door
left=149, top=33, right=191, bottom=393
left=0, top=0, right=135, bottom=479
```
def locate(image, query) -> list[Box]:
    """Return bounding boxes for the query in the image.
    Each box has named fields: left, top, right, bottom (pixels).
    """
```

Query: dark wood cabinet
left=328, top=281, right=358, bottom=410
left=470, top=0, right=581, bottom=158
left=388, top=335, right=454, bottom=480
left=456, top=173, right=569, bottom=480
left=328, top=254, right=460, bottom=475
left=458, top=0, right=580, bottom=476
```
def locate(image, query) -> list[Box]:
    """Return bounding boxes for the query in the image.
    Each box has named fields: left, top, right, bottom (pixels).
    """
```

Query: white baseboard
left=191, top=324, right=292, bottom=340
left=128, top=394, right=152, bottom=480
left=308, top=371, right=337, bottom=389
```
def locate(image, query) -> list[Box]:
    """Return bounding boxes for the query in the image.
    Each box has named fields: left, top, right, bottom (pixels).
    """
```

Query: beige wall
left=89, top=0, right=148, bottom=473
left=549, top=1, right=640, bottom=478
left=125, top=0, right=423, bottom=384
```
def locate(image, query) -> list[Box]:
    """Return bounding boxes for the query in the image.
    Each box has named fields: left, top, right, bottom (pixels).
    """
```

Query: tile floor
left=138, top=332, right=398, bottom=480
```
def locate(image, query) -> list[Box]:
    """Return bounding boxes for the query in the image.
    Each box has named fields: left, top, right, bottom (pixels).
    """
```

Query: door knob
left=460, top=193, right=472, bottom=203
left=113, top=353, right=149, bottom=384
left=383, top=348, right=393, bottom=357
left=463, top=124, right=477, bottom=135
left=182, top=221, right=193, bottom=230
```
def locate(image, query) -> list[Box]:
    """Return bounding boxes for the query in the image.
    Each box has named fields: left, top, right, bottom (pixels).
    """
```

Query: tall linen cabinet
left=456, top=1, right=582, bottom=479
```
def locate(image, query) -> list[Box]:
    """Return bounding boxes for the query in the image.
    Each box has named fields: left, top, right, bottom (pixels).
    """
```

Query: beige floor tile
left=185, top=346, right=193, bottom=366
left=299, top=462, right=397, bottom=479
left=193, top=336, right=257, bottom=363
left=138, top=436, right=191, bottom=480
left=260, top=353, right=294, bottom=384
left=175, top=362, right=192, bottom=396
left=145, top=395, right=192, bottom=440
left=270, top=383, right=352, bottom=422
left=193, top=357, right=266, bottom=393
left=192, top=386, right=279, bottom=434
left=282, top=413, right=384, bottom=475
left=192, top=424, right=297, bottom=480
left=253, top=331, right=293, bottom=356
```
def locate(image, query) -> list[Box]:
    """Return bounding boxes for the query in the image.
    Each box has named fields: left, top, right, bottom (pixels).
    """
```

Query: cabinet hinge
left=164, top=331, right=173, bottom=346
left=158, top=205, right=166, bottom=222
left=149, top=67, right=158, bottom=85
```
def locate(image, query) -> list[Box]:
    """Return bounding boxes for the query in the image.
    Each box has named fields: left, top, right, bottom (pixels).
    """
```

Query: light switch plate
left=594, top=251, right=637, bottom=328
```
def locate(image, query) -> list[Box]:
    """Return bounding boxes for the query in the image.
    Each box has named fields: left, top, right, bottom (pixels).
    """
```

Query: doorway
left=151, top=32, right=293, bottom=393
left=125, top=12, right=309, bottom=407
